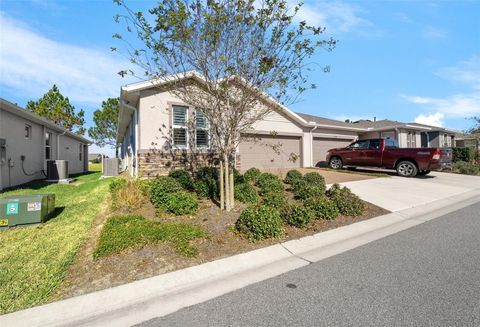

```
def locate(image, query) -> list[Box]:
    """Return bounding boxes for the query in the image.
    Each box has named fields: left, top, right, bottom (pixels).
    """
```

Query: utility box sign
left=6, top=202, right=19, bottom=215
left=27, top=202, right=41, bottom=212
left=0, top=219, right=8, bottom=227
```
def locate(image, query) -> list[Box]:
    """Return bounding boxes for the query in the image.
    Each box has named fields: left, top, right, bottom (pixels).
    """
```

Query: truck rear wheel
left=329, top=157, right=343, bottom=169
left=396, top=161, right=418, bottom=177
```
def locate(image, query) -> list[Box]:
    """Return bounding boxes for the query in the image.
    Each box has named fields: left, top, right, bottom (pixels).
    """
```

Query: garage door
left=239, top=134, right=302, bottom=171
left=313, top=137, right=352, bottom=167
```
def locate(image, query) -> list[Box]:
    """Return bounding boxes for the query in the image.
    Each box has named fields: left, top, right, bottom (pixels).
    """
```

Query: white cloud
left=435, top=55, right=480, bottom=85
left=0, top=13, right=131, bottom=105
left=421, top=26, right=448, bottom=40
left=289, top=1, right=373, bottom=34
left=414, top=112, right=444, bottom=127
left=403, top=55, right=480, bottom=125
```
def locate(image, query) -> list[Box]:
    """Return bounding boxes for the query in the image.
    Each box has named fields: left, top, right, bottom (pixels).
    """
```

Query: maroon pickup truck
left=326, top=138, right=452, bottom=177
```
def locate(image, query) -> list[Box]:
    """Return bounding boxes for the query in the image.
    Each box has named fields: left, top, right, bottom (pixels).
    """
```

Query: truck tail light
left=432, top=149, right=441, bottom=160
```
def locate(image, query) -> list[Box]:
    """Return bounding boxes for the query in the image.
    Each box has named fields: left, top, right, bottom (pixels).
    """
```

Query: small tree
left=26, top=85, right=85, bottom=135
left=114, top=0, right=335, bottom=211
left=88, top=98, right=120, bottom=156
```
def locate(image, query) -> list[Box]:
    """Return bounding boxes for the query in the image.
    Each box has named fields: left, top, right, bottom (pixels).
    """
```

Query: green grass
left=0, top=172, right=110, bottom=314
left=93, top=215, right=206, bottom=258
left=88, top=163, right=102, bottom=172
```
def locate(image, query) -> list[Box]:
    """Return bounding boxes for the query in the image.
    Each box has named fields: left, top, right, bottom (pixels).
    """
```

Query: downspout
left=310, top=124, right=318, bottom=167
left=134, top=109, right=139, bottom=178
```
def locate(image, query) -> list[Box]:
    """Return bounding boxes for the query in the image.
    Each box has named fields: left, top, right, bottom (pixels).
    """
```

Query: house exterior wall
left=130, top=89, right=315, bottom=176
left=0, top=106, right=88, bottom=190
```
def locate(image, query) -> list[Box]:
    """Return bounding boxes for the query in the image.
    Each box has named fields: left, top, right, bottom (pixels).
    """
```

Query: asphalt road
left=138, top=202, right=480, bottom=327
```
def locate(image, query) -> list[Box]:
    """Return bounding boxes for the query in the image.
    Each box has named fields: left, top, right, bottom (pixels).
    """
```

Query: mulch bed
left=59, top=196, right=389, bottom=299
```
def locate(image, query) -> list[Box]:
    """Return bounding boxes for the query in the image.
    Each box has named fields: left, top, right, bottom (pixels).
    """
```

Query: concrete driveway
left=341, top=171, right=480, bottom=212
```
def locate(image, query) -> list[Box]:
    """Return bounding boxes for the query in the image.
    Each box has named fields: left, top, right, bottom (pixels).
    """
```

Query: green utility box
left=0, top=194, right=55, bottom=228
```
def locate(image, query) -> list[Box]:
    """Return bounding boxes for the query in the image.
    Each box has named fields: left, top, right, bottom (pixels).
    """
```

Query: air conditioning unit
left=47, top=160, right=69, bottom=182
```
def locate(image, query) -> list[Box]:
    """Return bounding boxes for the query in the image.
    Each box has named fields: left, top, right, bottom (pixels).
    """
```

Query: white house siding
left=0, top=101, right=89, bottom=190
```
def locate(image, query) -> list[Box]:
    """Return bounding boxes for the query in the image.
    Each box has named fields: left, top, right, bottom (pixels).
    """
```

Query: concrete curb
left=2, top=190, right=479, bottom=327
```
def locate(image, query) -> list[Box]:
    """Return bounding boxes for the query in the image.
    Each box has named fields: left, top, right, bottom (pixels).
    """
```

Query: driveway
left=263, top=167, right=378, bottom=184
left=341, top=171, right=480, bottom=212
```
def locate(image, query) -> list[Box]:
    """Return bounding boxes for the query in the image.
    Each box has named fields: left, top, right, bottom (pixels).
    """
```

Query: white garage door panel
left=239, top=135, right=302, bottom=171
left=313, top=138, right=352, bottom=167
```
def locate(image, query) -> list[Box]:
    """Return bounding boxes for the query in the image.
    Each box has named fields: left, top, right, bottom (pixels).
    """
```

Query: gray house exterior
left=0, top=98, right=90, bottom=190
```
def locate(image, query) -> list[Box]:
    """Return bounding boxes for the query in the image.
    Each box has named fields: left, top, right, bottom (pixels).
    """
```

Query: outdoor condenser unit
left=47, top=160, right=69, bottom=181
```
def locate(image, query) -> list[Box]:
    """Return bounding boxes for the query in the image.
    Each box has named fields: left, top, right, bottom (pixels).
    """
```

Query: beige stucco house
left=0, top=98, right=90, bottom=190
left=116, top=74, right=458, bottom=178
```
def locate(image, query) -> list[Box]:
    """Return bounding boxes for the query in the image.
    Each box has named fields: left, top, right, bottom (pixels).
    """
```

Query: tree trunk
left=224, top=154, right=231, bottom=211
left=229, top=164, right=234, bottom=208
left=219, top=160, right=224, bottom=210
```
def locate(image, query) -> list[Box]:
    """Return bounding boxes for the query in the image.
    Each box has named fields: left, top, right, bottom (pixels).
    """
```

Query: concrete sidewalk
left=340, top=171, right=480, bottom=212
left=2, top=186, right=479, bottom=327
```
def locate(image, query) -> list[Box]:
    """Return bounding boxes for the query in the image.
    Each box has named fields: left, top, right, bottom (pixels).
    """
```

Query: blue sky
left=1, top=0, right=479, bottom=156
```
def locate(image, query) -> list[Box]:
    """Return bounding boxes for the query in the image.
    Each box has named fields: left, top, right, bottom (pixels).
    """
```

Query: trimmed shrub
left=194, top=180, right=210, bottom=198
left=196, top=166, right=218, bottom=180
left=234, top=168, right=245, bottom=184
left=243, top=167, right=261, bottom=184
left=327, top=184, right=365, bottom=216
left=453, top=161, right=480, bottom=175
left=294, top=183, right=325, bottom=201
left=257, top=173, right=284, bottom=193
left=280, top=203, right=313, bottom=228
left=150, top=176, right=183, bottom=208
left=116, top=180, right=145, bottom=212
left=195, top=167, right=219, bottom=199
left=163, top=191, right=198, bottom=215
left=262, top=190, right=288, bottom=209
left=303, top=172, right=326, bottom=187
left=284, top=169, right=303, bottom=184
left=304, top=196, right=339, bottom=220
left=452, top=147, right=478, bottom=163
left=235, top=205, right=283, bottom=241
left=169, top=169, right=194, bottom=190
left=234, top=183, right=260, bottom=203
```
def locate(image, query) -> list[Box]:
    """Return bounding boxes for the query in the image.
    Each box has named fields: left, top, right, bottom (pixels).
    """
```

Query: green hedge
left=284, top=170, right=303, bottom=184
left=235, top=205, right=283, bottom=241
left=234, top=183, right=260, bottom=203
left=453, top=161, right=480, bottom=175
left=243, top=168, right=261, bottom=184
left=326, top=184, right=365, bottom=216
left=304, top=196, right=339, bottom=220
left=280, top=203, right=313, bottom=228
left=169, top=170, right=194, bottom=190
left=452, top=147, right=479, bottom=163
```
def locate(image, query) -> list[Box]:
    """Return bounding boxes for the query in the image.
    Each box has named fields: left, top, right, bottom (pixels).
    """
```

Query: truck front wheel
left=396, top=161, right=418, bottom=177
left=329, top=157, right=343, bottom=170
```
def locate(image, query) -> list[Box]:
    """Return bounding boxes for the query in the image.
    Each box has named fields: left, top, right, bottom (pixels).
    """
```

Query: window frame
left=25, top=124, right=32, bottom=140
left=79, top=143, right=83, bottom=161
left=195, top=110, right=210, bottom=149
left=45, top=132, right=52, bottom=160
left=171, top=105, right=189, bottom=149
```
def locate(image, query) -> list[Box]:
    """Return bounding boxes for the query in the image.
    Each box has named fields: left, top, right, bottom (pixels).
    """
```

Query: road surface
left=139, top=201, right=480, bottom=326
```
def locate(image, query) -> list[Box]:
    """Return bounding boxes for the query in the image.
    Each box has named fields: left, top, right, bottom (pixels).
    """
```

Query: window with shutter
left=195, top=111, right=209, bottom=148
left=172, top=106, right=188, bottom=147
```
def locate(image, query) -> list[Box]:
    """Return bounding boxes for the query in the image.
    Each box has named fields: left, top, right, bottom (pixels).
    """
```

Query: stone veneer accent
left=138, top=149, right=241, bottom=178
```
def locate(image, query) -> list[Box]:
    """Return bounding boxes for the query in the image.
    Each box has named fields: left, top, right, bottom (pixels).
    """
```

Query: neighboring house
left=116, top=74, right=460, bottom=178
left=88, top=153, right=104, bottom=164
left=0, top=98, right=90, bottom=190
left=352, top=119, right=457, bottom=149
left=455, top=134, right=480, bottom=150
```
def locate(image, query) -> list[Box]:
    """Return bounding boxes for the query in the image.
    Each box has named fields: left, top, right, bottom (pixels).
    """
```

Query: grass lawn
left=88, top=163, right=102, bottom=172
left=0, top=171, right=110, bottom=314
left=93, top=215, right=206, bottom=258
